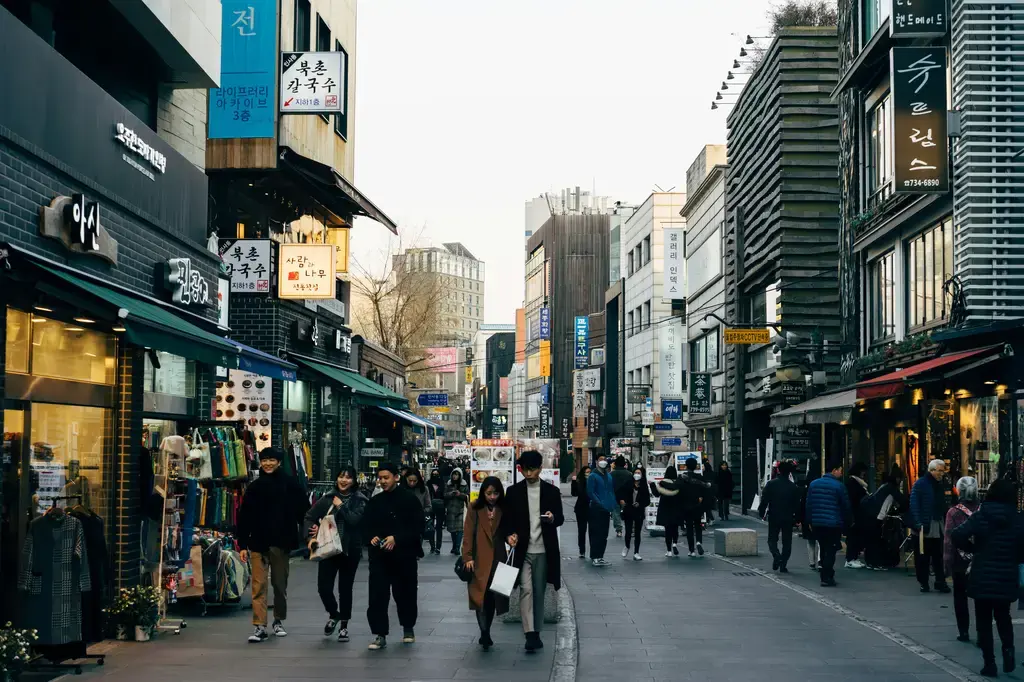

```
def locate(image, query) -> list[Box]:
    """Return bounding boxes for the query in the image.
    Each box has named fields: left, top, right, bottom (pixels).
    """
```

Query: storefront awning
left=854, top=345, right=1007, bottom=400
left=377, top=406, right=437, bottom=435
left=235, top=342, right=298, bottom=382
left=770, top=390, right=858, bottom=428
left=32, top=263, right=239, bottom=368
left=290, top=355, right=407, bottom=409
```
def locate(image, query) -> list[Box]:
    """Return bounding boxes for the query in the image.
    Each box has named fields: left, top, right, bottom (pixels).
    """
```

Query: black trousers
left=814, top=527, right=843, bottom=583
left=767, top=521, right=794, bottom=567
left=588, top=506, right=611, bottom=559
left=664, top=524, right=679, bottom=550
left=574, top=509, right=588, bottom=556
left=862, top=519, right=886, bottom=567
left=366, top=555, right=418, bottom=636
left=475, top=591, right=497, bottom=635
left=976, top=598, right=1014, bottom=663
left=717, top=495, right=731, bottom=519
left=914, top=535, right=946, bottom=588
left=845, top=523, right=864, bottom=562
left=684, top=510, right=703, bottom=552
left=317, top=553, right=360, bottom=621
left=953, top=571, right=971, bottom=637
left=431, top=510, right=444, bottom=551
left=623, top=514, right=644, bottom=553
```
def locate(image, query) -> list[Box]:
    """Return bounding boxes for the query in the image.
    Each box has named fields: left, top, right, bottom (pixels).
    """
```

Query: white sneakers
left=621, top=547, right=628, bottom=558
left=633, top=553, right=643, bottom=561
left=665, top=551, right=673, bottom=557
left=845, top=559, right=866, bottom=569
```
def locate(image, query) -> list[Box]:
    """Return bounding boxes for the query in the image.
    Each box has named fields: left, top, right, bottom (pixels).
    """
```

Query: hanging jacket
left=952, top=501, right=1024, bottom=601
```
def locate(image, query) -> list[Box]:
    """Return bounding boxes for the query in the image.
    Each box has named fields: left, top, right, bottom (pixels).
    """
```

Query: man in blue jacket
left=805, top=460, right=852, bottom=587
left=909, top=458, right=951, bottom=593
left=587, top=453, right=617, bottom=566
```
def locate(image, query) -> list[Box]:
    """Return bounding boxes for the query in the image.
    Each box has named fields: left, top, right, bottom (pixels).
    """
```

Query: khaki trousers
left=519, top=552, right=548, bottom=634
left=251, top=547, right=290, bottom=626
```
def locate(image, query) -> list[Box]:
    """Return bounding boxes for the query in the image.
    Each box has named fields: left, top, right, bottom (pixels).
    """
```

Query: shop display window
left=284, top=380, right=309, bottom=413
left=144, top=352, right=195, bottom=397
left=5, top=308, right=30, bottom=374
left=29, top=404, right=110, bottom=520
left=7, top=311, right=117, bottom=385
left=960, top=397, right=999, bottom=490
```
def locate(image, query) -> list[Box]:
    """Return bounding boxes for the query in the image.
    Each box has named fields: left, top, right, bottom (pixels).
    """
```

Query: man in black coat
left=758, top=460, right=802, bottom=572
left=500, top=450, right=564, bottom=653
left=362, top=462, right=425, bottom=651
left=237, top=447, right=308, bottom=643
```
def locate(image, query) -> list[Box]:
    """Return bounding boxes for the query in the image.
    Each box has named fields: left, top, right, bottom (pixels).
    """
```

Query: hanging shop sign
left=539, top=307, right=551, bottom=340
left=293, top=318, right=320, bottom=347
left=580, top=368, right=602, bottom=392
left=661, top=399, right=684, bottom=421
left=280, top=51, right=344, bottom=113
left=166, top=257, right=211, bottom=307
left=588, top=405, right=601, bottom=437
left=539, top=340, right=551, bottom=377
left=361, top=448, right=385, bottom=459
left=574, top=316, right=589, bottom=369
left=689, top=372, right=712, bottom=415
left=278, top=243, right=336, bottom=299
left=724, top=328, right=770, bottom=344
left=39, top=194, right=118, bottom=264
left=659, top=320, right=684, bottom=398
left=573, top=371, right=587, bottom=418
left=113, top=122, right=167, bottom=180
left=626, top=385, right=650, bottom=404
left=220, top=239, right=272, bottom=293
left=334, top=329, right=352, bottom=354
left=890, top=0, right=948, bottom=38
left=210, top=0, right=277, bottom=138
left=217, top=370, right=272, bottom=445
left=326, top=227, right=350, bottom=273
left=891, top=46, right=949, bottom=195
left=664, top=228, right=684, bottom=300
left=218, top=278, right=230, bottom=327
left=561, top=417, right=570, bottom=439
left=538, top=404, right=551, bottom=438
left=465, top=366, right=473, bottom=384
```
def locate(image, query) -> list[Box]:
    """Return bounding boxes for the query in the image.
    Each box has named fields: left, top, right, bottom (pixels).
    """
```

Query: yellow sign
left=724, top=328, right=771, bottom=345
left=539, top=340, right=551, bottom=377
left=326, top=227, right=350, bottom=274
left=465, top=366, right=473, bottom=384
left=278, top=243, right=336, bottom=299
left=430, top=406, right=450, bottom=414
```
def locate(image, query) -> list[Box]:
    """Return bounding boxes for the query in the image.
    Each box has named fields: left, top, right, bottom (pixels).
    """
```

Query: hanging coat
left=19, top=514, right=92, bottom=645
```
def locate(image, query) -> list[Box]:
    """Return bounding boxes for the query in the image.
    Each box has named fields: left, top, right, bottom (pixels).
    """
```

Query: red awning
left=854, top=345, right=1004, bottom=400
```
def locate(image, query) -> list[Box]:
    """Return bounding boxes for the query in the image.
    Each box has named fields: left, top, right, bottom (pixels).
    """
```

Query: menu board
left=32, top=462, right=66, bottom=516
left=215, top=370, right=272, bottom=446
left=469, top=439, right=514, bottom=502
left=517, top=438, right=560, bottom=487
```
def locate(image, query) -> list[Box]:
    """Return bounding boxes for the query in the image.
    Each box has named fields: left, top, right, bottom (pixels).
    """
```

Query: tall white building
left=524, top=187, right=613, bottom=243
left=394, top=242, right=485, bottom=344
left=507, top=362, right=526, bottom=439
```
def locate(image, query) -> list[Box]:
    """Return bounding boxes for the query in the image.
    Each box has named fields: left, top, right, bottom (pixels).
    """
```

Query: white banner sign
left=659, top=319, right=684, bottom=398
left=278, top=243, right=336, bottom=299
left=220, top=239, right=272, bottom=293
left=580, top=368, right=601, bottom=392
left=280, top=51, right=344, bottom=113
left=573, top=371, right=587, bottom=417
left=664, top=228, right=685, bottom=300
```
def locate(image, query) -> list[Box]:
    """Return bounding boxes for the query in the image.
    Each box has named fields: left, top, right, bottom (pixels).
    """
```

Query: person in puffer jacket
left=804, top=461, right=851, bottom=588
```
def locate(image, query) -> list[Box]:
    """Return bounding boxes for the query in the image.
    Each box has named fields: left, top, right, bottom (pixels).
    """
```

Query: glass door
left=1, top=407, right=29, bottom=625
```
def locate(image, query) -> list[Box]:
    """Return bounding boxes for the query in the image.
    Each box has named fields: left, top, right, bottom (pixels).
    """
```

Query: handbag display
left=489, top=548, right=519, bottom=598
left=311, top=513, right=344, bottom=561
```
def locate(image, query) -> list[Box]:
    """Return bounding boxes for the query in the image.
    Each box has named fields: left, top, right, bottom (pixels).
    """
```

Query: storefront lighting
left=883, top=399, right=894, bottom=409
left=984, top=380, right=996, bottom=385
left=33, top=305, right=53, bottom=313
left=64, top=326, right=85, bottom=333
left=912, top=388, right=924, bottom=405
left=31, top=316, right=47, bottom=323
left=84, top=352, right=96, bottom=358
left=73, top=316, right=96, bottom=324
left=112, top=325, right=126, bottom=332
left=944, top=389, right=952, bottom=395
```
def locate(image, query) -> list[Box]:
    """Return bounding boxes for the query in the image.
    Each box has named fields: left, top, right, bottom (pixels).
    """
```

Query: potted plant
left=0, top=622, right=38, bottom=680
left=108, top=586, right=161, bottom=642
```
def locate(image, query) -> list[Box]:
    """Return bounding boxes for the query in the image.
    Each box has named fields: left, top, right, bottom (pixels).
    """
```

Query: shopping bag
left=311, top=514, right=343, bottom=560
left=176, top=545, right=205, bottom=598
left=489, top=549, right=519, bottom=598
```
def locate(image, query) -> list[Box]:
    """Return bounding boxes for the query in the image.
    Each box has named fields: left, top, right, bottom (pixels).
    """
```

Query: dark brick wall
left=113, top=347, right=144, bottom=588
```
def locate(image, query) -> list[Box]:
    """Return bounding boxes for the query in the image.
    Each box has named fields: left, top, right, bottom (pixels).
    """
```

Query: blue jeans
left=611, top=506, right=623, bottom=532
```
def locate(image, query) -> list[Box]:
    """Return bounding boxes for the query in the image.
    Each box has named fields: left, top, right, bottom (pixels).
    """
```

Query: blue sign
left=540, top=384, right=550, bottom=405
left=417, top=392, right=449, bottom=407
left=661, top=399, right=683, bottom=421
left=209, top=0, right=278, bottom=139
left=574, top=316, right=589, bottom=369
left=539, top=308, right=551, bottom=340
left=661, top=437, right=683, bottom=447
left=654, top=423, right=673, bottom=431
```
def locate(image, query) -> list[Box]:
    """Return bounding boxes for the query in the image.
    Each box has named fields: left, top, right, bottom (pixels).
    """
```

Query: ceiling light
left=984, top=380, right=996, bottom=385
left=73, top=317, right=95, bottom=324
left=112, top=325, right=127, bottom=332
left=31, top=317, right=46, bottom=323
left=33, top=305, right=53, bottom=313
left=84, top=352, right=96, bottom=358
left=64, top=326, right=85, bottom=333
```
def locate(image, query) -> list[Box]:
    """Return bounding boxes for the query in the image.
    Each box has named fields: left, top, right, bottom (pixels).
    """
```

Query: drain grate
left=732, top=571, right=759, bottom=577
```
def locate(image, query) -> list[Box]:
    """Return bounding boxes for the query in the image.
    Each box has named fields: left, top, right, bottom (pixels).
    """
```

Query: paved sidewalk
left=59, top=546, right=556, bottom=682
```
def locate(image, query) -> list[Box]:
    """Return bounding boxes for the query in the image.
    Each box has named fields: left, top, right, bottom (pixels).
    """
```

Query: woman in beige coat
left=461, top=476, right=510, bottom=650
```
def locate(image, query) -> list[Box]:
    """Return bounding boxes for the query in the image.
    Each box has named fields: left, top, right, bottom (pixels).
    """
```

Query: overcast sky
left=351, top=0, right=773, bottom=324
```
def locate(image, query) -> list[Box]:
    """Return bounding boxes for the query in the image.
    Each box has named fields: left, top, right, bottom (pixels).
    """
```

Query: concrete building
left=394, top=243, right=485, bottom=344
left=681, top=146, right=728, bottom=464
left=524, top=187, right=613, bottom=243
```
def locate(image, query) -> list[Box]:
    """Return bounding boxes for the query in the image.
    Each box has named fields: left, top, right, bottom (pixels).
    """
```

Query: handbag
left=489, top=548, right=519, bottom=598
left=454, top=510, right=479, bottom=582
left=311, top=513, right=344, bottom=561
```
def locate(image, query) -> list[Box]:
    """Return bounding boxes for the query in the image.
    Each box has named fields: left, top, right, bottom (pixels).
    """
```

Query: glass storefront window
left=144, top=351, right=195, bottom=396
left=5, top=308, right=30, bottom=374
left=30, top=317, right=116, bottom=385
left=29, top=404, right=110, bottom=519
left=284, top=380, right=309, bottom=413
left=960, top=397, right=1000, bottom=490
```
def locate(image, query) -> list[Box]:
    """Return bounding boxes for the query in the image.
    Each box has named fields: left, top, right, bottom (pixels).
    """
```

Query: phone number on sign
left=902, top=178, right=942, bottom=188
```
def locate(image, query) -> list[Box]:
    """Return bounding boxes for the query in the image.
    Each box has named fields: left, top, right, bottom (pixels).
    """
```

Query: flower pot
left=134, top=626, right=151, bottom=642
left=115, top=626, right=128, bottom=641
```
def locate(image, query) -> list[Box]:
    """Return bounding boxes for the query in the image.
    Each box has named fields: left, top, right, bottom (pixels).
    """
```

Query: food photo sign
left=469, top=439, right=514, bottom=502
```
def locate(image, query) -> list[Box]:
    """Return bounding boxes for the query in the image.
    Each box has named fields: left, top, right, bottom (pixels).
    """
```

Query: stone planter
left=115, top=626, right=128, bottom=641
left=134, top=626, right=151, bottom=642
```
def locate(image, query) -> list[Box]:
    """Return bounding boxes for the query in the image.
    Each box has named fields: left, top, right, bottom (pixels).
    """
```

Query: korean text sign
left=280, top=52, right=344, bottom=113
left=209, top=0, right=277, bottom=139
left=664, top=228, right=684, bottom=300
left=574, top=316, right=589, bottom=369
left=539, top=308, right=551, bottom=340
left=891, top=46, right=948, bottom=194
left=278, top=244, right=336, bottom=299
left=220, top=239, right=272, bottom=293
left=890, top=0, right=948, bottom=38
left=689, top=372, right=712, bottom=415
left=659, top=320, right=683, bottom=398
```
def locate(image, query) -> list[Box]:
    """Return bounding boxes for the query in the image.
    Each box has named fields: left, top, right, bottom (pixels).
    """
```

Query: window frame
left=868, top=250, right=896, bottom=345
left=333, top=40, right=349, bottom=139
left=315, top=15, right=331, bottom=123
left=294, top=0, right=311, bottom=51
left=907, top=217, right=954, bottom=331
left=865, top=93, right=894, bottom=209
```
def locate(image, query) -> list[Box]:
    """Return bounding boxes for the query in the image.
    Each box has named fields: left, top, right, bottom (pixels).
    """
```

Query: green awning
left=35, top=264, right=239, bottom=368
left=291, top=356, right=408, bottom=409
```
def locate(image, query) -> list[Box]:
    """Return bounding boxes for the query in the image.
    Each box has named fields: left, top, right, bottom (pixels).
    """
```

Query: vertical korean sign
left=539, top=308, right=551, bottom=340
left=689, top=373, right=712, bottom=415
left=209, top=0, right=277, bottom=139
left=890, top=0, right=948, bottom=38
left=664, top=228, right=685, bottom=300
left=574, top=316, right=589, bottom=369
left=891, top=46, right=949, bottom=194
left=659, top=320, right=683, bottom=398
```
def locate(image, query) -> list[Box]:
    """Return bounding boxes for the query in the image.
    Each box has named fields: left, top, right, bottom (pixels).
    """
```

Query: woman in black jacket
left=569, top=466, right=592, bottom=559
left=952, top=478, right=1024, bottom=677
left=716, top=462, right=735, bottom=521
left=303, top=465, right=368, bottom=643
left=651, top=466, right=683, bottom=557
left=426, top=469, right=446, bottom=555
left=618, top=466, right=651, bottom=561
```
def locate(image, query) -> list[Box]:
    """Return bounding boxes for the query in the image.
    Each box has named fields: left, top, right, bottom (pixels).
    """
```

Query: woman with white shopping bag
left=303, top=466, right=368, bottom=643
left=460, top=477, right=510, bottom=650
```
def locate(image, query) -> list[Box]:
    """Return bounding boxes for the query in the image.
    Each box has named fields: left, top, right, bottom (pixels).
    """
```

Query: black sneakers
left=324, top=618, right=339, bottom=637
left=248, top=626, right=269, bottom=643
left=524, top=631, right=544, bottom=652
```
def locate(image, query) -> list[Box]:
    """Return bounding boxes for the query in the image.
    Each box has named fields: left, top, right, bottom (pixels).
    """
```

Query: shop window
left=643, top=301, right=651, bottom=330
left=869, top=251, right=895, bottom=343
left=30, top=317, right=116, bottom=385
left=908, top=218, right=954, bottom=329
left=690, top=329, right=720, bottom=372
left=284, top=380, right=309, bottom=412
left=863, top=0, right=891, bottom=42
left=5, top=308, right=30, bottom=374
left=30, top=403, right=111, bottom=519
left=866, top=95, right=893, bottom=208
left=294, top=0, right=311, bottom=51
left=643, top=236, right=651, bottom=265
left=143, top=352, right=195, bottom=397
left=960, top=397, right=999, bottom=490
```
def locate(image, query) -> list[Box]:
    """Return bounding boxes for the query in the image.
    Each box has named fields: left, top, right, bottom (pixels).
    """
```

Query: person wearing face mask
left=617, top=466, right=651, bottom=561
left=586, top=454, right=618, bottom=567
left=427, top=469, right=446, bottom=555
left=461, top=477, right=509, bottom=650
left=237, top=447, right=308, bottom=644
left=304, top=466, right=368, bottom=642
left=445, top=469, right=470, bottom=554
left=570, top=466, right=592, bottom=559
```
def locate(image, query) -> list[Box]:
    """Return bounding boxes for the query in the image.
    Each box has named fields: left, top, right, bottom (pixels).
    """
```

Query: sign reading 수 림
left=280, top=52, right=344, bottom=113
left=892, top=46, right=948, bottom=195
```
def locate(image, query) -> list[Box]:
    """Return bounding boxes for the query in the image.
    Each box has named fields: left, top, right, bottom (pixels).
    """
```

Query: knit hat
left=259, top=446, right=285, bottom=462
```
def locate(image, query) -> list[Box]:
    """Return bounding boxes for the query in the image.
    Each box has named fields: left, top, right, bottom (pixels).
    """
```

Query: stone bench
left=714, top=527, right=758, bottom=557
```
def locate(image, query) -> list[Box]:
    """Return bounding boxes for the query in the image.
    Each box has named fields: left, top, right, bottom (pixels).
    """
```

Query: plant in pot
left=108, top=586, right=160, bottom=642
left=0, top=622, right=38, bottom=680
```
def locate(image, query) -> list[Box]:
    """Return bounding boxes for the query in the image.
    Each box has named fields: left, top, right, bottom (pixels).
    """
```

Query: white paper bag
left=489, top=549, right=519, bottom=598
left=311, top=514, right=343, bottom=561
